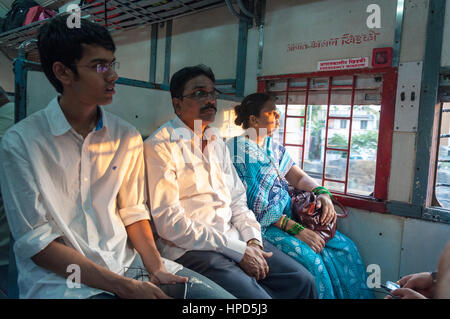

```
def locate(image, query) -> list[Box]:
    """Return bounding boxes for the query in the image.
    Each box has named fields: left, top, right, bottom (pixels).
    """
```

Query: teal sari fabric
left=227, top=136, right=374, bottom=299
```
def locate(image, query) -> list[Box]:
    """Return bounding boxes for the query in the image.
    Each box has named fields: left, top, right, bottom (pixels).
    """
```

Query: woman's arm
left=273, top=214, right=325, bottom=253
left=284, top=165, right=318, bottom=192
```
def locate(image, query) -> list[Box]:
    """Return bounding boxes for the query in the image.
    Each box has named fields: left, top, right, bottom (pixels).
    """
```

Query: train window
left=433, top=102, right=450, bottom=209
left=259, top=69, right=396, bottom=211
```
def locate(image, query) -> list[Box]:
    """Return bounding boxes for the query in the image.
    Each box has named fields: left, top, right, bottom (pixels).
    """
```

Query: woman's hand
left=316, top=194, right=336, bottom=226
left=295, top=228, right=325, bottom=253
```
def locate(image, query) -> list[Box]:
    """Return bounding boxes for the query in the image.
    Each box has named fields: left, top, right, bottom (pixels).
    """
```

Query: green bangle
left=313, top=186, right=333, bottom=200
left=287, top=222, right=305, bottom=235
left=282, top=216, right=290, bottom=231
left=287, top=224, right=303, bottom=236
left=312, top=186, right=327, bottom=193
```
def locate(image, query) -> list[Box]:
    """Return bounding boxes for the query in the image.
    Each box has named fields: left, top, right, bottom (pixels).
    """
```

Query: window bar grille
left=344, top=75, right=357, bottom=194
left=282, top=79, right=290, bottom=148
left=282, top=78, right=308, bottom=167
left=301, top=78, right=310, bottom=169
left=321, top=76, right=356, bottom=194
left=321, top=77, right=333, bottom=189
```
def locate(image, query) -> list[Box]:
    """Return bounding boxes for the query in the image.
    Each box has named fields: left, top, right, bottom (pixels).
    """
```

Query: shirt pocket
left=176, top=160, right=207, bottom=199
left=40, top=150, right=80, bottom=200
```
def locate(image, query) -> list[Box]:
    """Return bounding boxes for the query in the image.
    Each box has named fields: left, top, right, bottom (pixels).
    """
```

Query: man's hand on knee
left=239, top=245, right=273, bottom=281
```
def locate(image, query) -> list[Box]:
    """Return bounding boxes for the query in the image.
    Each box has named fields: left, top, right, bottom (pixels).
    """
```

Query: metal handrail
left=18, top=39, right=38, bottom=59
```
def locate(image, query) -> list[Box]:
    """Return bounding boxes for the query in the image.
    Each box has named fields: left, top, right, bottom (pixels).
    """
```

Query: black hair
left=37, top=14, right=116, bottom=93
left=234, top=93, right=273, bottom=129
left=170, top=64, right=215, bottom=99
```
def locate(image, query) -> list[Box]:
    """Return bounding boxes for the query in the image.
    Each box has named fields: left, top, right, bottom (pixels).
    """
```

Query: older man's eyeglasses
left=74, top=61, right=120, bottom=74
left=182, top=89, right=221, bottom=101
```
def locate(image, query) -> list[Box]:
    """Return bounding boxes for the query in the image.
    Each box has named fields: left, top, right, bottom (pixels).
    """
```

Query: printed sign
left=317, top=57, right=369, bottom=71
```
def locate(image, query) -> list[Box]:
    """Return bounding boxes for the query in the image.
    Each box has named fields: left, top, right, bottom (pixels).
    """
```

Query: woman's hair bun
left=233, top=93, right=272, bottom=129
left=234, top=104, right=245, bottom=126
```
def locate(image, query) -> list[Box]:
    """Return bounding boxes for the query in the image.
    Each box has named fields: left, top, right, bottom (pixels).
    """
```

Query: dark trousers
left=176, top=240, right=318, bottom=299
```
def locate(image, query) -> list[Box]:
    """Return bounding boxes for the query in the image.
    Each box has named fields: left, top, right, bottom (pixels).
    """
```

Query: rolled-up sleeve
left=117, top=133, right=151, bottom=226
left=0, top=134, right=63, bottom=260
left=144, top=139, right=246, bottom=262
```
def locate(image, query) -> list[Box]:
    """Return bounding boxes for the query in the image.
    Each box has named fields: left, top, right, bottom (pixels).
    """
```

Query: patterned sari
left=227, top=135, right=374, bottom=299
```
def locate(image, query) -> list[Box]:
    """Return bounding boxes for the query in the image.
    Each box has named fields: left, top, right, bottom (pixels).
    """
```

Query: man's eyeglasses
left=182, top=89, right=221, bottom=101
left=74, top=61, right=120, bottom=74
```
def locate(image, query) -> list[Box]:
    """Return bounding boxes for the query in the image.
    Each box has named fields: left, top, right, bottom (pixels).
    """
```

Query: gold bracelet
left=247, top=239, right=264, bottom=250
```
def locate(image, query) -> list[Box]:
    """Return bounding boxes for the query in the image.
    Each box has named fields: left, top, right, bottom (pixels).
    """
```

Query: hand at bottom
left=239, top=245, right=273, bottom=280
left=295, top=228, right=325, bottom=253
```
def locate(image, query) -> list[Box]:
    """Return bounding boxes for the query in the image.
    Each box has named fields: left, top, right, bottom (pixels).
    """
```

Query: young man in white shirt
left=144, top=65, right=318, bottom=299
left=0, top=15, right=233, bottom=299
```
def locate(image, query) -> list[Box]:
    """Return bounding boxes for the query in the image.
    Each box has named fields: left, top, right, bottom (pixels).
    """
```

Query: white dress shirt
left=0, top=97, right=154, bottom=298
left=144, top=116, right=262, bottom=263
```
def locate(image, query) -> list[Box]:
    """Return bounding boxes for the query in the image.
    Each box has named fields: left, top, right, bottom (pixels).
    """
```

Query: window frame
left=360, top=120, right=368, bottom=130
left=431, top=101, right=449, bottom=208
left=423, top=71, right=450, bottom=223
left=257, top=67, right=398, bottom=213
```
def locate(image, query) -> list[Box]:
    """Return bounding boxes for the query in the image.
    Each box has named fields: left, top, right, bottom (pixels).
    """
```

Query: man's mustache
left=200, top=103, right=217, bottom=112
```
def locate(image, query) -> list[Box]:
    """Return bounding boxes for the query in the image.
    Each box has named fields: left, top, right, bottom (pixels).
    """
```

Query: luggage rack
left=84, top=0, right=226, bottom=30
left=3, top=0, right=253, bottom=100
left=0, top=0, right=226, bottom=54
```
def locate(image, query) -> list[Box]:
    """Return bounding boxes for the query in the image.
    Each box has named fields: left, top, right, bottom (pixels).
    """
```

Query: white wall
left=262, top=0, right=396, bottom=76
left=399, top=0, right=429, bottom=63
left=338, top=209, right=450, bottom=298
left=171, top=6, right=238, bottom=80
left=26, top=70, right=243, bottom=139
left=113, top=27, right=152, bottom=82
left=0, top=51, right=13, bottom=93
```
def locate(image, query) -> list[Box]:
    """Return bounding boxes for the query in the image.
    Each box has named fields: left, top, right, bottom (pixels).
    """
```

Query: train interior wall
left=0, top=0, right=449, bottom=298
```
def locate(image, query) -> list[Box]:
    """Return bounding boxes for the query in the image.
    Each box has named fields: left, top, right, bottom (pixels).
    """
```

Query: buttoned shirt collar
left=45, top=97, right=108, bottom=137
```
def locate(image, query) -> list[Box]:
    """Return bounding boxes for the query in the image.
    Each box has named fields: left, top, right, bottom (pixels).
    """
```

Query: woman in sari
left=227, top=93, right=374, bottom=299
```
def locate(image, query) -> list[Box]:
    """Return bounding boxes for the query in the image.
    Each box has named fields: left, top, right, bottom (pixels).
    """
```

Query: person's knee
left=213, top=268, right=271, bottom=299
left=293, top=267, right=318, bottom=299
left=177, top=267, right=236, bottom=299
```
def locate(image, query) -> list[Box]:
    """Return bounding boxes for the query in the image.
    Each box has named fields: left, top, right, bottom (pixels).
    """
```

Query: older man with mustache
left=144, top=65, right=317, bottom=299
